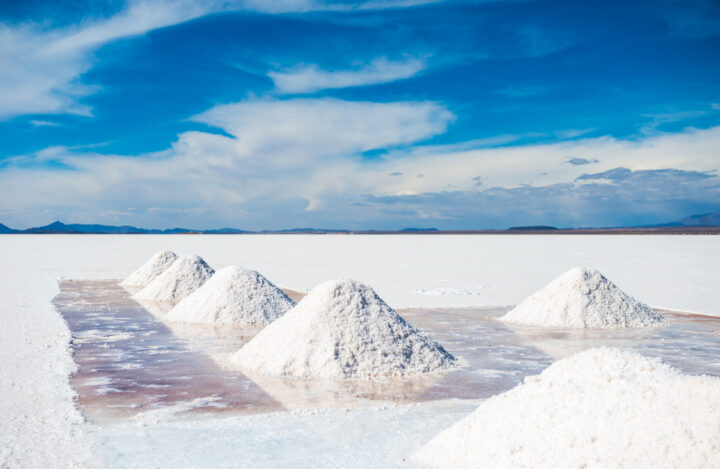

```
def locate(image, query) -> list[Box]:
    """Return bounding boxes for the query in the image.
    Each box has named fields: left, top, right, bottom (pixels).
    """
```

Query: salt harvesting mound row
left=230, top=279, right=456, bottom=379
left=134, top=254, right=214, bottom=302
left=500, top=267, right=666, bottom=328
left=164, top=266, right=295, bottom=327
left=415, top=347, right=720, bottom=469
left=120, top=250, right=178, bottom=287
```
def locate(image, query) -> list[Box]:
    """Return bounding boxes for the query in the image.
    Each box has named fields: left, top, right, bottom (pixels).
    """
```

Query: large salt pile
left=415, top=348, right=720, bottom=469
left=134, top=255, right=214, bottom=302
left=120, top=250, right=178, bottom=287
left=164, top=266, right=295, bottom=327
left=230, top=279, right=456, bottom=379
left=500, top=267, right=665, bottom=328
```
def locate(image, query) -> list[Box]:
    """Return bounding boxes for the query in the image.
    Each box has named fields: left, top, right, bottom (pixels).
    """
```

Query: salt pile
left=499, top=267, right=665, bottom=328
left=415, top=348, right=720, bottom=469
left=120, top=250, right=178, bottom=287
left=230, top=279, right=456, bottom=379
left=134, top=255, right=214, bottom=302
left=164, top=266, right=295, bottom=327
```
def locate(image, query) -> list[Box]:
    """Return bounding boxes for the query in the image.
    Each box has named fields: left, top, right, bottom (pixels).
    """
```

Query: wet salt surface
left=56, top=280, right=281, bottom=423
left=55, top=280, right=720, bottom=424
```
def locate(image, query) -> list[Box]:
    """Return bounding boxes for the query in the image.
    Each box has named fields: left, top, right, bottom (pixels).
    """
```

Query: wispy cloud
left=0, top=0, right=227, bottom=120
left=269, top=58, right=425, bottom=94
left=0, top=0, right=439, bottom=120
left=29, top=120, right=61, bottom=127
left=242, top=0, right=443, bottom=13
left=492, top=85, right=556, bottom=98
left=639, top=110, right=709, bottom=135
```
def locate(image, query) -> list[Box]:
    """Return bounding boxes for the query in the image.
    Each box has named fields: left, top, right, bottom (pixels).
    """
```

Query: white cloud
left=0, top=97, right=453, bottom=226
left=0, top=0, right=228, bottom=120
left=269, top=58, right=426, bottom=94
left=2, top=96, right=719, bottom=229
left=354, top=126, right=720, bottom=197
left=0, top=0, right=439, bottom=121
left=191, top=97, right=451, bottom=161
left=0, top=107, right=720, bottom=228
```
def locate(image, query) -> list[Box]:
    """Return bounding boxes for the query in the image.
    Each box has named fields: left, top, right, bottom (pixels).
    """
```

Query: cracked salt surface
left=55, top=279, right=720, bottom=427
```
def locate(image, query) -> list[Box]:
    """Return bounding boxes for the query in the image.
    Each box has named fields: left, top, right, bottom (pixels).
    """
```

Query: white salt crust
left=120, top=250, right=178, bottom=287
left=164, top=266, right=294, bottom=327
left=415, top=347, right=720, bottom=469
left=230, top=279, right=456, bottom=379
left=500, top=267, right=666, bottom=328
left=134, top=254, right=214, bottom=303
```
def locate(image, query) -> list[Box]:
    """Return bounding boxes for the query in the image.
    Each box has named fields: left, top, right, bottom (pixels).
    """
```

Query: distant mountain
left=23, top=221, right=152, bottom=234
left=643, top=210, right=720, bottom=228
left=1, top=214, right=718, bottom=235
left=507, top=225, right=559, bottom=231
left=674, top=210, right=720, bottom=226
left=0, top=222, right=16, bottom=233
left=161, top=227, right=201, bottom=234
left=202, top=228, right=251, bottom=234
left=260, top=227, right=350, bottom=233
left=0, top=220, right=259, bottom=234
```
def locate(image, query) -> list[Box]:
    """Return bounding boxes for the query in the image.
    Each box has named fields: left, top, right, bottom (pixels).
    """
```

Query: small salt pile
left=120, top=250, right=178, bottom=287
left=164, top=266, right=295, bottom=327
left=414, top=348, right=720, bottom=468
left=134, top=254, right=214, bottom=303
left=500, top=267, right=665, bottom=328
left=230, top=279, right=456, bottom=379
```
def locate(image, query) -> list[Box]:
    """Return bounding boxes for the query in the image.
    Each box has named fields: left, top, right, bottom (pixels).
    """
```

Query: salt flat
left=1, top=234, right=718, bottom=468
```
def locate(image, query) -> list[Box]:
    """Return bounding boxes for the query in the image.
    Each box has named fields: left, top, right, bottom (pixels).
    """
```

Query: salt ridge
left=230, top=279, right=456, bottom=379
left=164, top=266, right=294, bottom=327
left=134, top=254, right=214, bottom=302
left=415, top=347, right=720, bottom=468
left=500, top=267, right=666, bottom=328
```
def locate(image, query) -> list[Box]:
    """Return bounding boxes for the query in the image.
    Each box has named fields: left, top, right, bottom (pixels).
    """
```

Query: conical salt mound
left=230, top=279, right=456, bottom=379
left=414, top=348, right=720, bottom=468
left=134, top=255, right=214, bottom=303
left=120, top=250, right=178, bottom=287
left=164, top=266, right=295, bottom=327
left=500, top=267, right=665, bottom=328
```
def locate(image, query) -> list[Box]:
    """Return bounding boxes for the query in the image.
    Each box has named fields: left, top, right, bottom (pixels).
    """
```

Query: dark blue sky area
left=3, top=0, right=719, bottom=156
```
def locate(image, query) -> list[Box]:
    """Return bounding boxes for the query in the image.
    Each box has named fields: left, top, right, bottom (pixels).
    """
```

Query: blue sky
left=1, top=0, right=719, bottom=230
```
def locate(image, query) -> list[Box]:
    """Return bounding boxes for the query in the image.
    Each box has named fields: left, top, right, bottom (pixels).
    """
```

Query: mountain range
left=0, top=212, right=718, bottom=234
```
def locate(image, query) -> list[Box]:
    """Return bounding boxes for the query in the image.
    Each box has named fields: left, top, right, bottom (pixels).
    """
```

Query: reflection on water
left=218, top=365, right=447, bottom=411
left=56, top=280, right=281, bottom=424
left=55, top=280, right=720, bottom=424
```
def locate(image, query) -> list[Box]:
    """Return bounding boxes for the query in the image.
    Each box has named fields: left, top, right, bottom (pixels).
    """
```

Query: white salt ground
left=2, top=235, right=719, bottom=469
left=230, top=279, right=456, bottom=379
left=500, top=267, right=666, bottom=328
left=120, top=250, right=177, bottom=287
left=164, top=266, right=294, bottom=327
left=415, top=347, right=720, bottom=469
left=0, top=268, right=103, bottom=469
left=134, top=255, right=214, bottom=303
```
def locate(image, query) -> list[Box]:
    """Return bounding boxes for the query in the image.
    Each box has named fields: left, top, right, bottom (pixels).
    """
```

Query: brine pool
left=55, top=280, right=720, bottom=424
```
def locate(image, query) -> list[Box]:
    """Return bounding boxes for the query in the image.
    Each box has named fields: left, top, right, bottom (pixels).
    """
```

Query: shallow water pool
left=55, top=280, right=720, bottom=424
